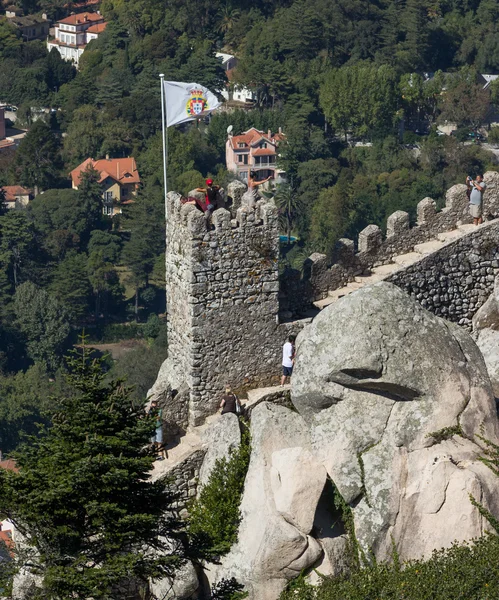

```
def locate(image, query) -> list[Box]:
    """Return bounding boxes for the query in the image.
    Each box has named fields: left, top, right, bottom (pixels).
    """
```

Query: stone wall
left=388, top=219, right=499, bottom=328
left=282, top=171, right=499, bottom=314
left=167, top=449, right=206, bottom=519
left=153, top=192, right=283, bottom=426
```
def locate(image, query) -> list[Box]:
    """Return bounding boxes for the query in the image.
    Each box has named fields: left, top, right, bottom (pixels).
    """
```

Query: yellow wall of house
left=102, top=181, right=121, bottom=200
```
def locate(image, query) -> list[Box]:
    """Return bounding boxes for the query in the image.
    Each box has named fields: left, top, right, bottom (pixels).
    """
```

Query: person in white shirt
left=281, top=335, right=296, bottom=386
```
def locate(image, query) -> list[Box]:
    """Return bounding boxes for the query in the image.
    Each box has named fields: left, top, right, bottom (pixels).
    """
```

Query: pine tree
left=0, top=346, right=185, bottom=599
left=14, top=121, right=61, bottom=196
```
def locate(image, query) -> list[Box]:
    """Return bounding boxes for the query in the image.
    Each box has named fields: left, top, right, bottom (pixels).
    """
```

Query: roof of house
left=1, top=186, right=31, bottom=202
left=8, top=13, right=48, bottom=26
left=0, top=529, right=14, bottom=555
left=70, top=157, right=141, bottom=187
left=86, top=21, right=106, bottom=33
left=229, top=127, right=285, bottom=150
left=57, top=11, right=103, bottom=25
left=252, top=148, right=276, bottom=156
left=0, top=458, right=19, bottom=473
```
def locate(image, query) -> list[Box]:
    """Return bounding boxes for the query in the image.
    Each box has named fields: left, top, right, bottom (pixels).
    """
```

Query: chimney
left=106, top=154, right=110, bottom=160
left=278, top=127, right=282, bottom=134
left=267, top=129, right=271, bottom=138
left=84, top=13, right=88, bottom=21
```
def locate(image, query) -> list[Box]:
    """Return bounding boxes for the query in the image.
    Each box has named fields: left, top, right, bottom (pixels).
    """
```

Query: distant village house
left=47, top=12, right=107, bottom=67
left=5, top=6, right=49, bottom=41
left=216, top=52, right=255, bottom=105
left=226, top=127, right=286, bottom=185
left=1, top=186, right=32, bottom=210
left=70, top=157, right=140, bottom=216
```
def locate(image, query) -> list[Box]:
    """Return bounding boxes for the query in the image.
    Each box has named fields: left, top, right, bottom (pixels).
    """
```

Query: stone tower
left=150, top=190, right=281, bottom=428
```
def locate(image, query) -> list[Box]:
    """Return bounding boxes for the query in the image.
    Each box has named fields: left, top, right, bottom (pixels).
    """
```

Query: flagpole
left=159, top=73, right=168, bottom=220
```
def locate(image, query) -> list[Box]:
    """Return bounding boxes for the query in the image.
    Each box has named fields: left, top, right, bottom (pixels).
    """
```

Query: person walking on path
left=281, top=334, right=296, bottom=386
left=148, top=400, right=167, bottom=461
left=467, top=174, right=486, bottom=226
left=220, top=386, right=241, bottom=415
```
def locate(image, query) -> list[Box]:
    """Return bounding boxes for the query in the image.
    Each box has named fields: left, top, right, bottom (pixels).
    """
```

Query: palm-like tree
left=217, top=1, right=241, bottom=36
left=275, top=183, right=301, bottom=245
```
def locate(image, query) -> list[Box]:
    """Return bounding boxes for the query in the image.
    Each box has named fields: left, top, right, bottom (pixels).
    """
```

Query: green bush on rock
left=280, top=535, right=499, bottom=599
left=188, top=423, right=251, bottom=557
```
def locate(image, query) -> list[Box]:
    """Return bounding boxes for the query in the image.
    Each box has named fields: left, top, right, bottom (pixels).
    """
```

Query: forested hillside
left=1, top=0, right=499, bottom=450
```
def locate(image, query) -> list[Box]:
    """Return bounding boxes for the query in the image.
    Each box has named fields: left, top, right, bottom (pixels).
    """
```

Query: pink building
left=226, top=127, right=286, bottom=184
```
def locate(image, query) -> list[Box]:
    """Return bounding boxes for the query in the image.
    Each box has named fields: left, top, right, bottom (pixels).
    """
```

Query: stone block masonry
left=282, top=171, right=499, bottom=314
left=152, top=191, right=287, bottom=427
left=388, top=219, right=499, bottom=328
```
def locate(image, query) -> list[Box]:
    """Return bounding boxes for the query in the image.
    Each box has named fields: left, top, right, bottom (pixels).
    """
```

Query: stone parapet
left=283, top=171, right=499, bottom=313
left=387, top=219, right=499, bottom=328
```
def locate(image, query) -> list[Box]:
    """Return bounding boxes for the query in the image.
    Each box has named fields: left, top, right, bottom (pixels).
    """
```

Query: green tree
left=14, top=121, right=61, bottom=195
left=87, top=250, right=123, bottom=318
left=0, top=211, right=33, bottom=289
left=77, top=165, right=104, bottom=234
left=438, top=70, right=490, bottom=130
left=122, top=191, right=165, bottom=320
left=320, top=64, right=398, bottom=140
left=14, top=282, right=70, bottom=371
left=0, top=347, right=185, bottom=599
left=0, top=18, right=21, bottom=59
left=49, top=252, right=92, bottom=321
left=275, top=183, right=301, bottom=244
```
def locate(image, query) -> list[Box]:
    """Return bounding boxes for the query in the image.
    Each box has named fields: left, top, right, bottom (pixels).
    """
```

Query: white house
left=216, top=52, right=255, bottom=104
left=47, top=12, right=106, bottom=67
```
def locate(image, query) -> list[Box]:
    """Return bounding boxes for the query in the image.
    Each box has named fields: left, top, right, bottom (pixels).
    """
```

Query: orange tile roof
left=230, top=128, right=284, bottom=150
left=57, top=12, right=103, bottom=25
left=70, top=157, right=141, bottom=187
left=252, top=148, right=276, bottom=156
left=1, top=186, right=31, bottom=202
left=0, top=529, right=14, bottom=555
left=0, top=459, right=18, bottom=473
left=86, top=21, right=106, bottom=33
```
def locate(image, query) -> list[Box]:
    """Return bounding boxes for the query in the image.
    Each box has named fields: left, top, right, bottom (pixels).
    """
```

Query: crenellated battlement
left=282, top=171, right=499, bottom=313
left=155, top=189, right=283, bottom=428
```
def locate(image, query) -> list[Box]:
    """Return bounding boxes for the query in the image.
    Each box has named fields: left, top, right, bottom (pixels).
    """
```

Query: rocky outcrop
left=292, top=282, right=499, bottom=562
left=472, top=274, right=499, bottom=397
left=150, top=560, right=199, bottom=600
left=210, top=403, right=327, bottom=600
left=199, top=412, right=241, bottom=488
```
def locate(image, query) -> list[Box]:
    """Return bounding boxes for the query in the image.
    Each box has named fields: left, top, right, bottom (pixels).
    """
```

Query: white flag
left=163, top=81, right=222, bottom=127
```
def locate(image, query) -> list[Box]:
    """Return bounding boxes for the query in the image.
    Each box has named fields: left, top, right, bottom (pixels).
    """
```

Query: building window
left=104, top=191, right=113, bottom=201
left=260, top=142, right=267, bottom=149
left=237, top=143, right=245, bottom=148
left=240, top=171, right=248, bottom=181
left=102, top=205, right=113, bottom=216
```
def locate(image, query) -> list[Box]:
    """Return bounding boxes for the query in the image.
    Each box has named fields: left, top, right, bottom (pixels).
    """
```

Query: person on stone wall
left=467, top=174, right=486, bottom=226
left=280, top=334, right=296, bottom=386
left=242, top=170, right=273, bottom=209
left=220, top=386, right=241, bottom=415
left=148, top=400, right=167, bottom=460
left=195, top=179, right=222, bottom=220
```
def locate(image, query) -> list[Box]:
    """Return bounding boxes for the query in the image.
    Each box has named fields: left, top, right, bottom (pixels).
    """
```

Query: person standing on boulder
left=148, top=400, right=167, bottom=461
left=281, top=334, right=296, bottom=386
left=467, top=174, right=486, bottom=226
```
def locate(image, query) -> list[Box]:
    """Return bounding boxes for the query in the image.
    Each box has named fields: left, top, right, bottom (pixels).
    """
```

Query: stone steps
left=414, top=240, right=444, bottom=255
left=312, top=224, right=485, bottom=312
left=393, top=252, right=422, bottom=266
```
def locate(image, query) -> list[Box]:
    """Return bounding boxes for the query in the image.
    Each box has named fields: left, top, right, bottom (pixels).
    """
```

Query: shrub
left=143, top=313, right=161, bottom=339
left=188, top=423, right=251, bottom=557
left=488, top=127, right=499, bottom=146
